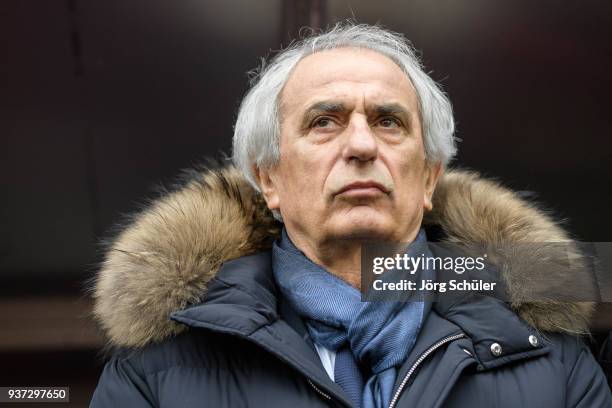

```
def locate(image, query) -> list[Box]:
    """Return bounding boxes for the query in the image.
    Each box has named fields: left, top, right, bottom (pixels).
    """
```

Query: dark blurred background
left=1, top=0, right=611, bottom=406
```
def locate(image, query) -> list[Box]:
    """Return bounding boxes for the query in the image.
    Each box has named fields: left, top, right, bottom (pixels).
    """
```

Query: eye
left=311, top=116, right=336, bottom=128
left=310, top=116, right=337, bottom=129
left=377, top=116, right=402, bottom=128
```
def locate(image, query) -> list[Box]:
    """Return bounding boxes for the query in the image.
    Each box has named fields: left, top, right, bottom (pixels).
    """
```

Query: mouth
left=336, top=181, right=390, bottom=197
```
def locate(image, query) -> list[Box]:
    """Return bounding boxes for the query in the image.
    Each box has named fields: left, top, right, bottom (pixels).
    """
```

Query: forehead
left=280, top=47, right=418, bottom=113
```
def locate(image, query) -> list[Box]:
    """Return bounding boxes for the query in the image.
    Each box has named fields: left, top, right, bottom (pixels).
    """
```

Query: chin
left=331, top=210, right=395, bottom=241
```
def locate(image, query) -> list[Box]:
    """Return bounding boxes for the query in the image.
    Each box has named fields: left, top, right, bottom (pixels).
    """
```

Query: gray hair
left=232, top=22, right=457, bottom=191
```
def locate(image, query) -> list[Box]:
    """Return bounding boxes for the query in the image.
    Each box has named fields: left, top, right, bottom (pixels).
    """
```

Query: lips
left=336, top=180, right=390, bottom=196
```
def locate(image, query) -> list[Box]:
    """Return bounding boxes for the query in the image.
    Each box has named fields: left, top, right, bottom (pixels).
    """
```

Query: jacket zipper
left=308, top=379, right=333, bottom=400
left=308, top=332, right=466, bottom=408
left=387, top=332, right=466, bottom=408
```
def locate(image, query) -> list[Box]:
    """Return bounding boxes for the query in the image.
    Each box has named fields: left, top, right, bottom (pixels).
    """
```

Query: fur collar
left=92, top=165, right=594, bottom=348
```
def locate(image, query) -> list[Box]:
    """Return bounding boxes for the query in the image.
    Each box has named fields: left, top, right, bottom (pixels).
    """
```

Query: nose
left=341, top=114, right=378, bottom=163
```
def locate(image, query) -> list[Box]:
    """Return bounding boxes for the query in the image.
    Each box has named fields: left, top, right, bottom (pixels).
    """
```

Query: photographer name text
left=372, top=278, right=497, bottom=292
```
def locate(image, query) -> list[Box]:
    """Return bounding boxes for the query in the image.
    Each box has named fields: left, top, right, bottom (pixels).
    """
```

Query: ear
left=253, top=165, right=280, bottom=211
left=423, top=161, right=443, bottom=212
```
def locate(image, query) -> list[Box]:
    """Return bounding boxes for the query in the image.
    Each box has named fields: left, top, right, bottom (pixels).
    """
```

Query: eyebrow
left=370, top=103, right=410, bottom=118
left=299, top=101, right=348, bottom=128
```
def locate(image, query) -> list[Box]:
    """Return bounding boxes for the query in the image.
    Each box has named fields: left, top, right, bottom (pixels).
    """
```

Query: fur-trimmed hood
left=93, top=165, right=595, bottom=348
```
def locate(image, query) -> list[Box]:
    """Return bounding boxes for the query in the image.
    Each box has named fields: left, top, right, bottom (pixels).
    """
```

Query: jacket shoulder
left=108, top=328, right=251, bottom=376
left=544, top=332, right=612, bottom=406
left=545, top=332, right=594, bottom=366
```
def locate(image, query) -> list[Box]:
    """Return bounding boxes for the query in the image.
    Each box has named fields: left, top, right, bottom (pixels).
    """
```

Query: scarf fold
left=272, top=228, right=433, bottom=408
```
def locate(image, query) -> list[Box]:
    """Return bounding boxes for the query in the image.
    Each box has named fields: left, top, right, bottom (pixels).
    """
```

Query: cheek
left=276, top=146, right=328, bottom=209
left=395, top=182, right=425, bottom=209
left=284, top=142, right=335, bottom=190
left=388, top=150, right=428, bottom=205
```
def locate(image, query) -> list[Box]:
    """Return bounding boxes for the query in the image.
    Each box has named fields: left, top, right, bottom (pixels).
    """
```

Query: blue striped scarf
left=272, top=228, right=432, bottom=408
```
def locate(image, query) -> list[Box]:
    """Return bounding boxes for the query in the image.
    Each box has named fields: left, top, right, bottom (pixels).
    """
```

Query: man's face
left=257, top=47, right=441, bottom=246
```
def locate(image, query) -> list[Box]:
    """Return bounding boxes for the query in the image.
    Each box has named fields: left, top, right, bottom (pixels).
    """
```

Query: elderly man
left=90, top=23, right=611, bottom=407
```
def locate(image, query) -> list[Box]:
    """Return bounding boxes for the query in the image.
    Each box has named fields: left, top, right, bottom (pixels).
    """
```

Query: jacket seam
left=213, top=276, right=278, bottom=314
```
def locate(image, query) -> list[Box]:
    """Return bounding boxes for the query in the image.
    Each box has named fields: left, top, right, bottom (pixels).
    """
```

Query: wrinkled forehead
left=279, top=47, right=418, bottom=117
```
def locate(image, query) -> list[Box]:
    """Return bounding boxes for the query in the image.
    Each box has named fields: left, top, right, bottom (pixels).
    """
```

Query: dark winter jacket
left=90, top=166, right=612, bottom=407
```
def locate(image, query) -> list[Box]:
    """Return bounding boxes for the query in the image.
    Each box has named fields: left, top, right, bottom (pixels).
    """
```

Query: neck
left=285, top=227, right=421, bottom=290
